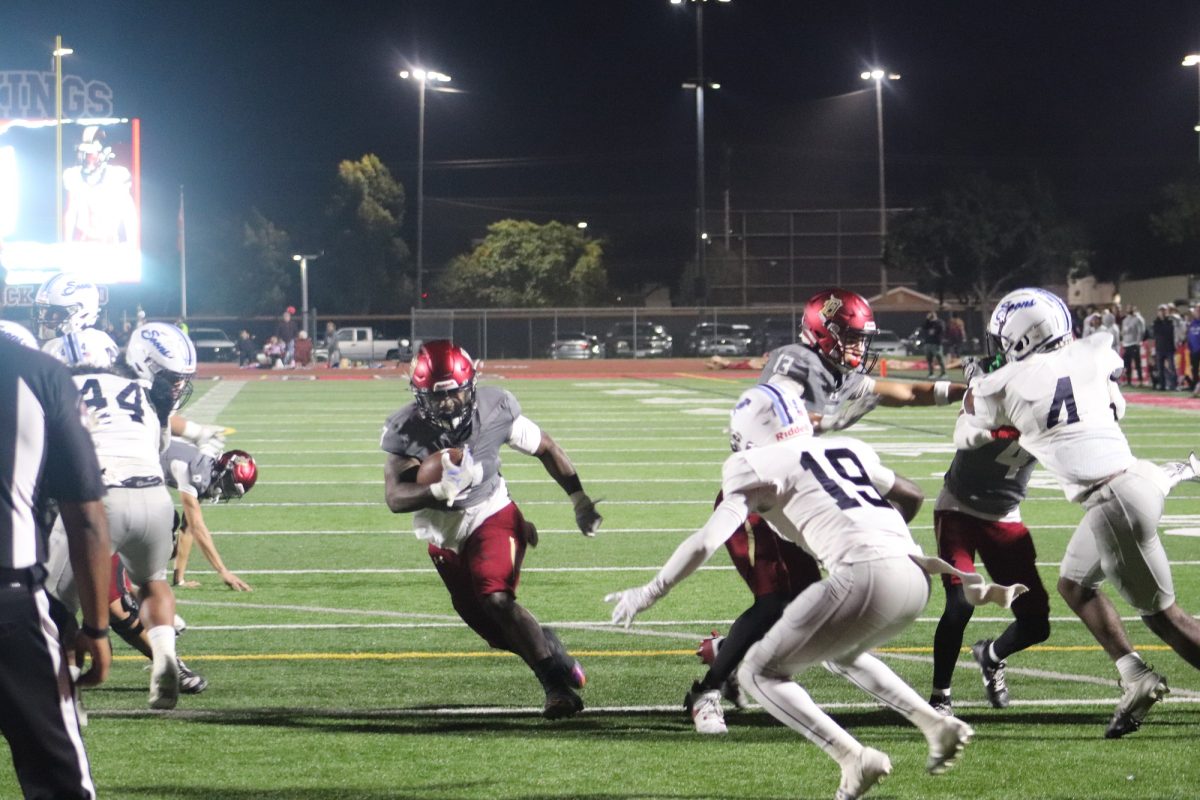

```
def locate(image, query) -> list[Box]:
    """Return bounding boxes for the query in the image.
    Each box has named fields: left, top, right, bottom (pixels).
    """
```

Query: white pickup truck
left=318, top=327, right=415, bottom=363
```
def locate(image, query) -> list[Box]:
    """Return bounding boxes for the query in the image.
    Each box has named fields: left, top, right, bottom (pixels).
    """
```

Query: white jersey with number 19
left=968, top=333, right=1134, bottom=502
left=722, top=436, right=917, bottom=571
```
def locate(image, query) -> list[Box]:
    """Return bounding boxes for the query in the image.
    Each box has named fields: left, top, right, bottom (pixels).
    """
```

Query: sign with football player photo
left=0, top=117, right=142, bottom=285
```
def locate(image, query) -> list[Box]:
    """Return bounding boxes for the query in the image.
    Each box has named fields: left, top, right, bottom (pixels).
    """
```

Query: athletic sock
left=1116, top=652, right=1152, bottom=683
left=987, top=642, right=1001, bottom=665
left=931, top=687, right=951, bottom=699
left=147, top=624, right=177, bottom=664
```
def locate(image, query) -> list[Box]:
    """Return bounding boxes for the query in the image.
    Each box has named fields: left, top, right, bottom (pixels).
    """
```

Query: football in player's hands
left=416, top=448, right=463, bottom=485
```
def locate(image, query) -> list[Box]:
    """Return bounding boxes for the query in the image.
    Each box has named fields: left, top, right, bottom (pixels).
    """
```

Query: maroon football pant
left=725, top=514, right=822, bottom=599
left=428, top=502, right=531, bottom=650
left=934, top=509, right=1050, bottom=617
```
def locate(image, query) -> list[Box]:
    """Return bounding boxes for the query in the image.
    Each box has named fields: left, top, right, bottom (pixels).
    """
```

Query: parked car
left=685, top=322, right=754, bottom=356
left=870, top=329, right=908, bottom=357
left=314, top=327, right=414, bottom=363
left=604, top=321, right=673, bottom=358
left=188, top=327, right=237, bottom=362
left=751, top=317, right=800, bottom=354
left=547, top=331, right=605, bottom=359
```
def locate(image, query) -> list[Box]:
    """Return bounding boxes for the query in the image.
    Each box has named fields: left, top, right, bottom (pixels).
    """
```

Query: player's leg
left=466, top=504, right=582, bottom=719
left=930, top=510, right=979, bottom=713
left=974, top=520, right=1052, bottom=708
left=115, top=487, right=181, bottom=709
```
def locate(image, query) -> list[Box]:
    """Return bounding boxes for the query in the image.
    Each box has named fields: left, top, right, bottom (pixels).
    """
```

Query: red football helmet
left=409, top=340, right=477, bottom=433
left=212, top=450, right=257, bottom=502
left=801, top=289, right=878, bottom=372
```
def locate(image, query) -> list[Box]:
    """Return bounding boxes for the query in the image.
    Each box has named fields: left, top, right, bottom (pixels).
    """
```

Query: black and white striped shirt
left=0, top=339, right=105, bottom=569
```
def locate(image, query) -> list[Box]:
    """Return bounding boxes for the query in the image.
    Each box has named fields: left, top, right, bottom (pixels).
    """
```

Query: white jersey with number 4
left=968, top=332, right=1134, bottom=502
left=73, top=371, right=163, bottom=485
left=721, top=436, right=917, bottom=570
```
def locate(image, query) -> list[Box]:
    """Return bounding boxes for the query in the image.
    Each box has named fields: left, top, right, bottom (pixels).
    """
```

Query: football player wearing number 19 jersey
left=605, top=381, right=1034, bottom=800
left=965, top=287, right=1200, bottom=738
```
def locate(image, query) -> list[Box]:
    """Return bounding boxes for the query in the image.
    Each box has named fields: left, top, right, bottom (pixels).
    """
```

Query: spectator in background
left=1120, top=304, right=1146, bottom=386
left=259, top=336, right=285, bottom=369
left=1187, top=304, right=1200, bottom=395
left=236, top=329, right=257, bottom=367
left=1171, top=304, right=1189, bottom=389
left=294, top=330, right=313, bottom=367
left=921, top=311, right=946, bottom=378
left=946, top=313, right=965, bottom=358
left=118, top=319, right=133, bottom=347
left=276, top=308, right=298, bottom=366
left=324, top=321, right=341, bottom=368
left=1152, top=304, right=1178, bottom=390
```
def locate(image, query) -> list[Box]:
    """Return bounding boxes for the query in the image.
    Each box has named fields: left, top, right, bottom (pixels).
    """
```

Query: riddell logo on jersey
left=775, top=424, right=806, bottom=441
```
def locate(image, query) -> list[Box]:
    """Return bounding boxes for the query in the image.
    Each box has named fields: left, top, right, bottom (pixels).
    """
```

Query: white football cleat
left=836, top=747, right=892, bottom=800
left=925, top=715, right=974, bottom=774
left=173, top=614, right=187, bottom=635
left=689, top=688, right=727, bottom=735
left=1106, top=669, right=1169, bottom=739
left=149, top=656, right=180, bottom=710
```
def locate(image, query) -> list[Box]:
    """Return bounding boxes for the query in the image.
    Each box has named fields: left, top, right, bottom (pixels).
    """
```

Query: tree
left=438, top=220, right=607, bottom=307
left=886, top=174, right=1084, bottom=317
left=317, top=154, right=411, bottom=313
left=190, top=208, right=293, bottom=316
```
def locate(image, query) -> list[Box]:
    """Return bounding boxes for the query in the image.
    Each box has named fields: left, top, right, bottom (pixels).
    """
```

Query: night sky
left=3, top=1, right=1200, bottom=310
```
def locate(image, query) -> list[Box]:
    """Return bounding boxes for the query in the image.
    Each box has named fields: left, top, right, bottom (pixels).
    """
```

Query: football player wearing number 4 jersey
left=607, top=381, right=1027, bottom=800
left=382, top=341, right=602, bottom=720
left=964, top=288, right=1200, bottom=738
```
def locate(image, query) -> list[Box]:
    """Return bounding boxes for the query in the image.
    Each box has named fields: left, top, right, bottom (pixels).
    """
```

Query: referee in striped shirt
left=0, top=264, right=112, bottom=799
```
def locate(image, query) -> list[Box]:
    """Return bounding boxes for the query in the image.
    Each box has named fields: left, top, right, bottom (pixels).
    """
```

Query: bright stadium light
left=399, top=66, right=453, bottom=309
left=861, top=67, right=899, bottom=293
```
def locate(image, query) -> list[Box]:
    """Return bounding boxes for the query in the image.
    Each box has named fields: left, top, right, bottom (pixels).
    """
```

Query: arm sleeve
left=41, top=368, right=105, bottom=503
left=169, top=460, right=200, bottom=498
left=654, top=493, right=750, bottom=591
left=1108, top=375, right=1127, bottom=421
left=506, top=415, right=543, bottom=456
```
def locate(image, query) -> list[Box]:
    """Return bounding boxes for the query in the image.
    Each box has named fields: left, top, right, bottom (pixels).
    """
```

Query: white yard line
left=186, top=381, right=247, bottom=423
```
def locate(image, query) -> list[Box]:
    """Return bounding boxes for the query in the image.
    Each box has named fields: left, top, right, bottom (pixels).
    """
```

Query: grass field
left=11, top=369, right=1200, bottom=799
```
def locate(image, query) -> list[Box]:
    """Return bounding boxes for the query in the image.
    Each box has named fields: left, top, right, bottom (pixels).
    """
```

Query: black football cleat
left=543, top=686, right=584, bottom=720
left=971, top=639, right=1009, bottom=708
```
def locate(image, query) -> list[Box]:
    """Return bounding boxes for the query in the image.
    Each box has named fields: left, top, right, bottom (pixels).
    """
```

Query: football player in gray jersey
left=381, top=341, right=601, bottom=719
left=161, top=439, right=256, bottom=591
left=928, top=353, right=1049, bottom=715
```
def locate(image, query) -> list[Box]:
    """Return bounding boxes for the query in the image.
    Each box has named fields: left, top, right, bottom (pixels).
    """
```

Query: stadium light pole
left=1184, top=55, right=1200, bottom=163
left=292, top=253, right=320, bottom=337
left=861, top=68, right=899, bottom=295
left=399, top=68, right=451, bottom=309
left=672, top=0, right=730, bottom=305
left=53, top=36, right=74, bottom=243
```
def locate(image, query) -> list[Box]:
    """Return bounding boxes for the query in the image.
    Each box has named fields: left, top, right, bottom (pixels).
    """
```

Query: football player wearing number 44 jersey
left=964, top=287, right=1200, bottom=739
left=606, top=381, right=1027, bottom=800
left=382, top=341, right=602, bottom=720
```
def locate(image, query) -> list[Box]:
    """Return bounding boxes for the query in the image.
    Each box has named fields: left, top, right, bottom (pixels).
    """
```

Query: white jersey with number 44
left=721, top=436, right=918, bottom=571
left=968, top=332, right=1134, bottom=502
left=73, top=371, right=163, bottom=484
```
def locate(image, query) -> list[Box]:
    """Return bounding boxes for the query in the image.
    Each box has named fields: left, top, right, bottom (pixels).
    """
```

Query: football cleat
left=1105, top=670, right=1169, bottom=739
left=836, top=747, right=892, bottom=800
left=542, top=686, right=584, bottom=720
left=149, top=655, right=180, bottom=710
left=696, top=630, right=724, bottom=665
left=721, top=672, right=750, bottom=711
left=542, top=626, right=586, bottom=689
left=685, top=682, right=727, bottom=735
left=173, top=613, right=188, bottom=635
left=929, top=692, right=954, bottom=717
left=178, top=658, right=208, bottom=694
left=971, top=639, right=1009, bottom=708
left=925, top=716, right=974, bottom=774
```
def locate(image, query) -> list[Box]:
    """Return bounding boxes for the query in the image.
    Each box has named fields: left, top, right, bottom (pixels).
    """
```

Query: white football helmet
left=0, top=320, right=38, bottom=349
left=34, top=273, right=101, bottom=340
left=987, top=288, right=1074, bottom=362
left=126, top=322, right=197, bottom=412
left=729, top=379, right=813, bottom=452
left=43, top=329, right=120, bottom=369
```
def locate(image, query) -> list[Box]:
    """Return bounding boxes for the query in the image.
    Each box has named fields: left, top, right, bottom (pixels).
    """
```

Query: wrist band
left=81, top=622, right=110, bottom=638
left=933, top=381, right=951, bottom=406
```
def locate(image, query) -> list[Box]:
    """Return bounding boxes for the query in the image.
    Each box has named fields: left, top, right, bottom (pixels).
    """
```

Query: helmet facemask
left=148, top=370, right=194, bottom=414
left=210, top=451, right=257, bottom=502
left=414, top=383, right=477, bottom=433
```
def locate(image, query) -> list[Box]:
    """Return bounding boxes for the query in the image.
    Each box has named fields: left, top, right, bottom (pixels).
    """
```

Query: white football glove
left=604, top=577, right=666, bottom=628
left=429, top=445, right=483, bottom=505
left=181, top=420, right=227, bottom=449
left=962, top=357, right=985, bottom=387
left=818, top=385, right=880, bottom=432
left=570, top=490, right=602, bottom=537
